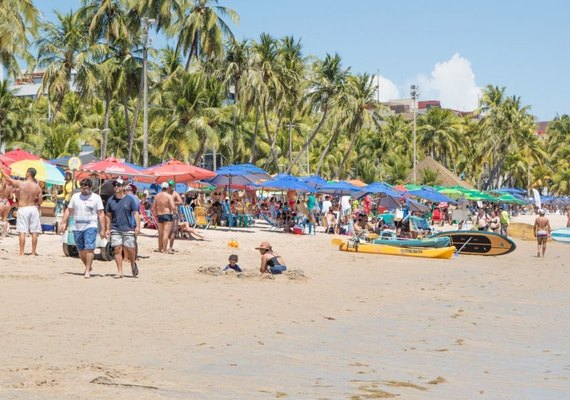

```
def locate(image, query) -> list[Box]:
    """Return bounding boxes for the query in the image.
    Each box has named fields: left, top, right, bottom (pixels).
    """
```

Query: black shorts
left=158, top=214, right=174, bottom=223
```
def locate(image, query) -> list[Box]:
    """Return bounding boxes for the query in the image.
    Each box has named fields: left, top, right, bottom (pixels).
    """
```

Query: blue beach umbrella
left=255, top=174, right=315, bottom=193
left=352, top=182, right=404, bottom=199
left=317, top=180, right=360, bottom=196
left=299, top=175, right=328, bottom=190
left=407, top=188, right=456, bottom=203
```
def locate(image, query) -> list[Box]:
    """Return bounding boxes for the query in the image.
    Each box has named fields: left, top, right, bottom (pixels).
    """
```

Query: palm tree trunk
left=248, top=105, right=260, bottom=163
left=315, top=128, right=340, bottom=175
left=102, top=89, right=112, bottom=160
left=337, top=121, right=360, bottom=179
left=262, top=102, right=281, bottom=172
left=128, top=74, right=144, bottom=163
left=286, top=103, right=329, bottom=174
left=122, top=92, right=131, bottom=161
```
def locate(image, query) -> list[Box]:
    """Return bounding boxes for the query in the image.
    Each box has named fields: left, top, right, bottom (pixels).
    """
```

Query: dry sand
left=0, top=215, right=569, bottom=399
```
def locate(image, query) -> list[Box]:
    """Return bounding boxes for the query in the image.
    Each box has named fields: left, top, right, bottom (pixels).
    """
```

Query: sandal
left=131, top=263, right=139, bottom=278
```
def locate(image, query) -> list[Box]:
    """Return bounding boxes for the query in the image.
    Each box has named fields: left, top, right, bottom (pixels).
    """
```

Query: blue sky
left=38, top=0, right=570, bottom=120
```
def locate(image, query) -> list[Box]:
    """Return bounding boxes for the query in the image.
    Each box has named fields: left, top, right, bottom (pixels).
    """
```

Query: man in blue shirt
left=105, top=179, right=140, bottom=278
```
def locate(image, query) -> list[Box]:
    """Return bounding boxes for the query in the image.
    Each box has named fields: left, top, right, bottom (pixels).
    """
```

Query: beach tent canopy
left=3, top=149, right=41, bottom=163
left=141, top=159, right=216, bottom=183
left=408, top=157, right=473, bottom=188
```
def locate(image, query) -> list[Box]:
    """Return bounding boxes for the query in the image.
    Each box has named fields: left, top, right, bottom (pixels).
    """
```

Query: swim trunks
left=157, top=214, right=174, bottom=223
left=16, top=206, right=42, bottom=234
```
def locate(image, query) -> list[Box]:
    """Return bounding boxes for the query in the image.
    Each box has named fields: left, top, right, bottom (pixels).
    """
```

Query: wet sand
left=0, top=215, right=568, bottom=399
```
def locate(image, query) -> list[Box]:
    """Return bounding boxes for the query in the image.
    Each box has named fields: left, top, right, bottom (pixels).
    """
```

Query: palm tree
left=36, top=10, right=103, bottom=121
left=0, top=0, right=38, bottom=77
left=417, top=107, right=461, bottom=167
left=286, top=53, right=349, bottom=174
left=169, top=0, right=239, bottom=68
left=0, top=80, right=25, bottom=149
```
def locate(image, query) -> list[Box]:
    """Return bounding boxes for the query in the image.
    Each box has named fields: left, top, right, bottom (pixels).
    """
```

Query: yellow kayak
left=339, top=242, right=455, bottom=259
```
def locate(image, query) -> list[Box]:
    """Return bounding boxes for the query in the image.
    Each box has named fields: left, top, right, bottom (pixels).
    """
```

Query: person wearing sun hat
left=256, top=241, right=287, bottom=274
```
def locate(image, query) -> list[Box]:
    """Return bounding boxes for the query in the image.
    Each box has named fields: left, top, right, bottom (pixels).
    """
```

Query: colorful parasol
left=77, top=157, right=145, bottom=180
left=8, top=159, right=65, bottom=185
left=141, top=159, right=216, bottom=183
left=3, top=149, right=41, bottom=163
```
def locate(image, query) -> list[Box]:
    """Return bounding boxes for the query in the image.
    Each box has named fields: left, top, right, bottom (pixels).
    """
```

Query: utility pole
left=377, top=68, right=380, bottom=103
left=410, top=84, right=420, bottom=184
left=142, top=17, right=155, bottom=168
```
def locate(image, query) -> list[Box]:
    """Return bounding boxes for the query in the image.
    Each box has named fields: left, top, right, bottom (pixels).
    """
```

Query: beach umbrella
left=300, top=175, right=328, bottom=190
left=0, top=154, right=15, bottom=165
left=407, top=188, right=456, bottom=203
left=352, top=182, right=404, bottom=199
left=406, top=198, right=430, bottom=213
left=141, top=159, right=216, bottom=183
left=496, top=193, right=527, bottom=205
left=219, top=164, right=271, bottom=183
left=8, top=159, right=65, bottom=185
left=77, top=157, right=146, bottom=180
left=438, top=187, right=466, bottom=199
left=347, top=178, right=367, bottom=187
left=317, top=180, right=360, bottom=196
left=3, top=149, right=40, bottom=163
left=255, top=174, right=315, bottom=193
left=207, top=166, right=268, bottom=188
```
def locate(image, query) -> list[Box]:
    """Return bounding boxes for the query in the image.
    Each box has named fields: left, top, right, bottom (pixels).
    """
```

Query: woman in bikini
left=0, top=178, right=14, bottom=239
left=256, top=241, right=287, bottom=274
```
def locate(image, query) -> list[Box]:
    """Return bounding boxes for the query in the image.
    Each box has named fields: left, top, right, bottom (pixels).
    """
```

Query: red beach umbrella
left=77, top=157, right=145, bottom=180
left=140, top=159, right=216, bottom=183
left=3, top=149, right=40, bottom=163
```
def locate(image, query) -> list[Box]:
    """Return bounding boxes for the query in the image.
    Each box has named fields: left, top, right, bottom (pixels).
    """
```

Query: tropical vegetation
left=0, top=0, right=568, bottom=194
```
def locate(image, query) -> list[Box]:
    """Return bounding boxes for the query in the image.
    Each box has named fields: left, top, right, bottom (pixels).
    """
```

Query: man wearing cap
left=1, top=167, right=43, bottom=256
left=60, top=178, right=105, bottom=278
left=105, top=179, right=140, bottom=277
left=533, top=209, right=551, bottom=258
left=152, top=182, right=176, bottom=253
left=166, top=180, right=184, bottom=253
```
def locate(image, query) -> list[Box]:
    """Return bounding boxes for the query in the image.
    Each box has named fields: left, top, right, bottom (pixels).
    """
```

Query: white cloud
left=417, top=53, right=481, bottom=111
left=374, top=74, right=400, bottom=102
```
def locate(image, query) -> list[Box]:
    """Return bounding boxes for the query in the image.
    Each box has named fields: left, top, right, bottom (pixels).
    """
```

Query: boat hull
left=339, top=242, right=455, bottom=259
left=551, top=228, right=570, bottom=243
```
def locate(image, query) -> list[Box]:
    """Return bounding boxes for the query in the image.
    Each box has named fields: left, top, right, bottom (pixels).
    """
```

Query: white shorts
left=16, top=206, right=42, bottom=234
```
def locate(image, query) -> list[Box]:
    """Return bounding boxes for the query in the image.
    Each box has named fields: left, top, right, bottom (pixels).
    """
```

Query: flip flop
left=131, top=263, right=139, bottom=278
left=114, top=275, right=124, bottom=279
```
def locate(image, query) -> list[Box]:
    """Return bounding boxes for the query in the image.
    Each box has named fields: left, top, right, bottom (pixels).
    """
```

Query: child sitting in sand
left=223, top=254, right=242, bottom=273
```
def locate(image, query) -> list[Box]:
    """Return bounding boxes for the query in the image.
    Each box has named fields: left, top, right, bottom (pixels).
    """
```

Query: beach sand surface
left=0, top=214, right=569, bottom=399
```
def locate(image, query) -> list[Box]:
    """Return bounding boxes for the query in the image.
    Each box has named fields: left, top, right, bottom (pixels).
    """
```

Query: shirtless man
left=1, top=167, right=43, bottom=255
left=152, top=182, right=176, bottom=253
left=534, top=209, right=551, bottom=258
left=167, top=180, right=183, bottom=253
left=0, top=177, right=14, bottom=239
left=566, top=206, right=570, bottom=228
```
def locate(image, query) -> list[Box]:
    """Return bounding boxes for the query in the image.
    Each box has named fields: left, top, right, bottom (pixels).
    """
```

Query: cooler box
left=292, top=226, right=304, bottom=235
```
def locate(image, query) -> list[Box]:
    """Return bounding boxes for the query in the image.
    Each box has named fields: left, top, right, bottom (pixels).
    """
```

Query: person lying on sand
left=177, top=221, right=206, bottom=240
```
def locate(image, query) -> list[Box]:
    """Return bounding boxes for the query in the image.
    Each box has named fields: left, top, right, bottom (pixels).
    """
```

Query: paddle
left=454, top=237, right=472, bottom=256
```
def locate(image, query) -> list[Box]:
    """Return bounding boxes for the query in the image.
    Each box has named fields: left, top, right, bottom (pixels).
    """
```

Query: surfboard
left=431, top=230, right=516, bottom=256
left=551, top=228, right=570, bottom=243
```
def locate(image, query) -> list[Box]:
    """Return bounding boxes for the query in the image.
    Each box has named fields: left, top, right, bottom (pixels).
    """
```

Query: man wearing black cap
left=105, top=179, right=140, bottom=278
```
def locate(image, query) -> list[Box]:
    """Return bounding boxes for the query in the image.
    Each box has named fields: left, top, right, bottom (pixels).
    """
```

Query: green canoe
left=371, top=236, right=451, bottom=248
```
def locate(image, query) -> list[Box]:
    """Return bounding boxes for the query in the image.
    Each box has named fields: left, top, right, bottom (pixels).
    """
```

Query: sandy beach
left=0, top=214, right=569, bottom=399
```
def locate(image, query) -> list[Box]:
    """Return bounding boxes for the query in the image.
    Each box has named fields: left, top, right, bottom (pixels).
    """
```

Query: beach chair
left=178, top=205, right=197, bottom=227
left=221, top=202, right=237, bottom=227
left=260, top=212, right=283, bottom=231
left=139, top=204, right=158, bottom=229
left=194, top=206, right=211, bottom=230
left=409, top=215, right=432, bottom=237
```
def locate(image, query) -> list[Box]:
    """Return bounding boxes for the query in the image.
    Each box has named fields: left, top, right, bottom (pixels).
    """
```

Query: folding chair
left=221, top=202, right=237, bottom=227
left=260, top=212, right=283, bottom=231
left=139, top=204, right=158, bottom=230
left=178, top=205, right=196, bottom=227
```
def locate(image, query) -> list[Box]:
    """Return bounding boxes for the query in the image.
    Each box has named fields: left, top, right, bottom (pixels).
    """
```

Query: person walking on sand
left=59, top=178, right=105, bottom=279
left=534, top=209, right=551, bottom=258
left=105, top=179, right=140, bottom=278
left=167, top=180, right=183, bottom=253
left=500, top=206, right=510, bottom=236
left=1, top=167, right=42, bottom=255
left=256, top=241, right=287, bottom=275
left=152, top=182, right=176, bottom=253
left=566, top=206, right=570, bottom=228
left=0, top=177, right=14, bottom=239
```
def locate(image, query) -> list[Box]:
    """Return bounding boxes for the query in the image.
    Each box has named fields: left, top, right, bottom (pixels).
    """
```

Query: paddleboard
left=431, top=230, right=516, bottom=256
left=339, top=242, right=455, bottom=259
left=551, top=228, right=570, bottom=243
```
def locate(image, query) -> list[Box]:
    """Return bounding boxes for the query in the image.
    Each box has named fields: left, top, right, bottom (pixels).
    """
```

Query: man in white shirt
left=321, top=195, right=333, bottom=231
left=60, top=178, right=105, bottom=279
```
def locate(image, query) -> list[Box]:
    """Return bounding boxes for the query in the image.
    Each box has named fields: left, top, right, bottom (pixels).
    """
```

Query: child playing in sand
left=223, top=254, right=242, bottom=272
